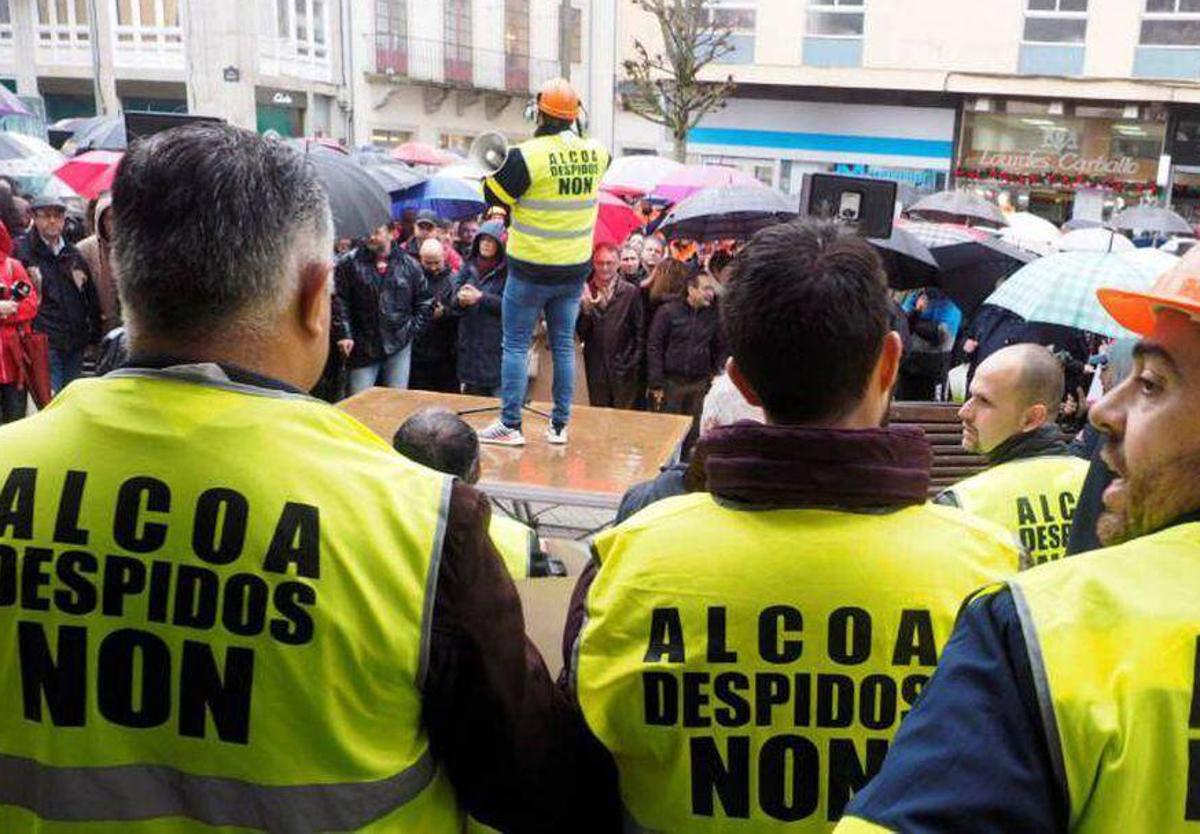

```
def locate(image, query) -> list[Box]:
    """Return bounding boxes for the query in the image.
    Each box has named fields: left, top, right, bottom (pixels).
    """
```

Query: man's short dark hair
left=722, top=219, right=891, bottom=424
left=392, top=408, right=481, bottom=483
left=112, top=123, right=331, bottom=340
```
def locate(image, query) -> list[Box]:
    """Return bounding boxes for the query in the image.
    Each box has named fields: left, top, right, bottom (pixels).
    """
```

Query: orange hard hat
left=1099, top=246, right=1200, bottom=335
left=537, top=78, right=581, bottom=121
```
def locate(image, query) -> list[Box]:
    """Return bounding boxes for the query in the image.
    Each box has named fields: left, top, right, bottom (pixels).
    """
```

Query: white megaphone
left=466, top=131, right=509, bottom=178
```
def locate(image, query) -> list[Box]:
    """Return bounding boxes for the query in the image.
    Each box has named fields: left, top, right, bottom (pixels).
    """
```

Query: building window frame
left=112, top=1, right=184, bottom=47
left=1022, top=0, right=1088, bottom=45
left=1140, top=0, right=1200, bottom=47
left=375, top=0, right=407, bottom=74
left=563, top=4, right=581, bottom=65
left=705, top=0, right=756, bottom=64
left=269, top=0, right=329, bottom=61
left=805, top=0, right=864, bottom=39
left=444, top=0, right=472, bottom=84
left=504, top=0, right=530, bottom=93
left=34, top=0, right=91, bottom=45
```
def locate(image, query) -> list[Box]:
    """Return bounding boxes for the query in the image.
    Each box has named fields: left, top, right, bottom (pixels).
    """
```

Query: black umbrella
left=289, top=141, right=391, bottom=240
left=353, top=154, right=428, bottom=198
left=870, top=226, right=939, bottom=290
left=933, top=237, right=1037, bottom=316
left=658, top=185, right=797, bottom=241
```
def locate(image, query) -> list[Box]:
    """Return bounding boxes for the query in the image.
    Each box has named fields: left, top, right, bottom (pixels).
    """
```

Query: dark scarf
left=986, top=425, right=1068, bottom=467
left=699, top=421, right=931, bottom=509
left=473, top=255, right=499, bottom=277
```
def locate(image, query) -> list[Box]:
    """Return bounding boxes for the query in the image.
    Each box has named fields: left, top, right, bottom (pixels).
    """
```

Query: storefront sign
left=962, top=149, right=1146, bottom=179
left=272, top=92, right=294, bottom=106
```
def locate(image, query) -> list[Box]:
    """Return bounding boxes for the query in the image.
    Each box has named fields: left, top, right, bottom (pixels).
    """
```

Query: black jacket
left=411, top=265, right=459, bottom=373
left=646, top=299, right=724, bottom=388
left=15, top=233, right=100, bottom=353
left=336, top=246, right=432, bottom=368
left=452, top=246, right=508, bottom=389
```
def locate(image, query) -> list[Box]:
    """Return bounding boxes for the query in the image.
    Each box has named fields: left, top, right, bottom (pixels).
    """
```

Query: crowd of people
left=4, top=122, right=1200, bottom=834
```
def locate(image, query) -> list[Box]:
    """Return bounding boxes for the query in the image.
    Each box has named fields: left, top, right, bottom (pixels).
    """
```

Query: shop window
left=1023, top=0, right=1088, bottom=44
left=440, top=131, right=475, bottom=158
left=806, top=0, right=864, bottom=38
left=0, top=1, right=11, bottom=40
left=504, top=0, right=530, bottom=92
left=375, top=0, right=407, bottom=74
left=1140, top=0, right=1200, bottom=45
left=371, top=128, right=414, bottom=148
left=444, top=0, right=472, bottom=84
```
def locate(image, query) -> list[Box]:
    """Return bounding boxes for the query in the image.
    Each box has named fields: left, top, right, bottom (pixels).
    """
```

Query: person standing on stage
left=476, top=78, right=609, bottom=448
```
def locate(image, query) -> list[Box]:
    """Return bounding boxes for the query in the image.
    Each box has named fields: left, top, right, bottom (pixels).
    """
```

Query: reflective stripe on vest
left=1009, top=522, right=1200, bottom=832
left=0, top=750, right=435, bottom=828
left=574, top=493, right=1021, bottom=831
left=0, top=368, right=463, bottom=831
left=942, top=455, right=1089, bottom=565
left=493, top=131, right=609, bottom=267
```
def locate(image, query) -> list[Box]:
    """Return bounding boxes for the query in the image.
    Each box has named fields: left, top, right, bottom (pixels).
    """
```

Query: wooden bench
left=889, top=401, right=988, bottom=496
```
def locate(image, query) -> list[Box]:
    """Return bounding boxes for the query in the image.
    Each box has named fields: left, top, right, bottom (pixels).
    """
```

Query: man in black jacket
left=409, top=239, right=459, bottom=393
left=336, top=223, right=432, bottom=394
left=14, top=194, right=100, bottom=392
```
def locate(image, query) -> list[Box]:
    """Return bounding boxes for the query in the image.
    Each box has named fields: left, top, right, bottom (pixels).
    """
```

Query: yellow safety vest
left=0, top=367, right=463, bottom=832
left=573, top=492, right=1022, bottom=832
left=939, top=455, right=1089, bottom=565
left=490, top=514, right=533, bottom=579
left=1008, top=521, right=1200, bottom=833
left=488, top=131, right=609, bottom=267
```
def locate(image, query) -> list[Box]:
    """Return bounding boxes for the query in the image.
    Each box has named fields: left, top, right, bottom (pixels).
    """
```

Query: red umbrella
left=392, top=142, right=455, bottom=167
left=594, top=192, right=640, bottom=247
left=650, top=165, right=760, bottom=204
left=54, top=150, right=124, bottom=199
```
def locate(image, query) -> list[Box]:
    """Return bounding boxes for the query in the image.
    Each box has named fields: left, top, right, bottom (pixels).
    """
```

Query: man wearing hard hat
left=477, top=78, right=609, bottom=448
left=835, top=250, right=1200, bottom=833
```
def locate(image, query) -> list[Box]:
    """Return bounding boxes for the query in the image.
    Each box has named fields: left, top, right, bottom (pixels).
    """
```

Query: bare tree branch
left=620, top=0, right=737, bottom=161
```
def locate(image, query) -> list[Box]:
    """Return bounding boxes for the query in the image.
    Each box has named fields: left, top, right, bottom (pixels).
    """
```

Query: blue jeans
left=348, top=345, right=412, bottom=395
left=49, top=346, right=84, bottom=395
left=500, top=267, right=585, bottom=429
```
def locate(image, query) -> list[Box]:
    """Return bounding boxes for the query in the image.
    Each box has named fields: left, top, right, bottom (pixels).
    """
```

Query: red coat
left=0, top=221, right=40, bottom=386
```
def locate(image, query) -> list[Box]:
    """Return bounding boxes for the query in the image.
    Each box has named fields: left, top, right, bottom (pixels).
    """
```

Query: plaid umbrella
left=984, top=251, right=1163, bottom=338
left=0, top=132, right=64, bottom=182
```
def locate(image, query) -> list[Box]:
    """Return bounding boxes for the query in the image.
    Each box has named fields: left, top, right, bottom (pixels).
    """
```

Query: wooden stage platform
left=339, top=389, right=693, bottom=510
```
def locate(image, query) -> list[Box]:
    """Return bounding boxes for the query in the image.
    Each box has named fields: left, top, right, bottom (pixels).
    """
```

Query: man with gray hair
left=0, top=124, right=588, bottom=831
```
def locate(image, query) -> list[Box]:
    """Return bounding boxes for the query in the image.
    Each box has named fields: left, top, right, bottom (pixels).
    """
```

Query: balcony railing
left=34, top=22, right=92, bottom=68
left=113, top=23, right=185, bottom=71
left=373, top=34, right=559, bottom=95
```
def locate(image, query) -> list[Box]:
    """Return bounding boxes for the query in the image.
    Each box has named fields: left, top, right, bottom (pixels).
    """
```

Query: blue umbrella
left=392, top=174, right=484, bottom=221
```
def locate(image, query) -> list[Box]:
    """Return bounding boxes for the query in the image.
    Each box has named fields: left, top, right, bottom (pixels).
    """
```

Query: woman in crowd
left=452, top=221, right=508, bottom=396
left=0, top=221, right=39, bottom=423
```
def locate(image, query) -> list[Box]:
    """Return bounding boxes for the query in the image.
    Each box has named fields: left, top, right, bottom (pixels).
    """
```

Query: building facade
left=615, top=0, right=1200, bottom=223
left=0, top=0, right=601, bottom=156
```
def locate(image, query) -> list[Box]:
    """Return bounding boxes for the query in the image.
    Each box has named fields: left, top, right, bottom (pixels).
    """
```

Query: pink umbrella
left=594, top=192, right=641, bottom=247
left=601, top=155, right=685, bottom=199
left=650, top=165, right=761, bottom=204
left=392, top=142, right=456, bottom=167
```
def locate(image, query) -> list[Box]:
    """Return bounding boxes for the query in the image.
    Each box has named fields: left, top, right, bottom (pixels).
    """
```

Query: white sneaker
left=478, top=419, right=526, bottom=447
left=545, top=425, right=568, bottom=445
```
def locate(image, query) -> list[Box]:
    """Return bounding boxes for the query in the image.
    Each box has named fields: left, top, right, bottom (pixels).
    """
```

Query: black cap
left=30, top=194, right=67, bottom=212
left=415, top=209, right=439, bottom=227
